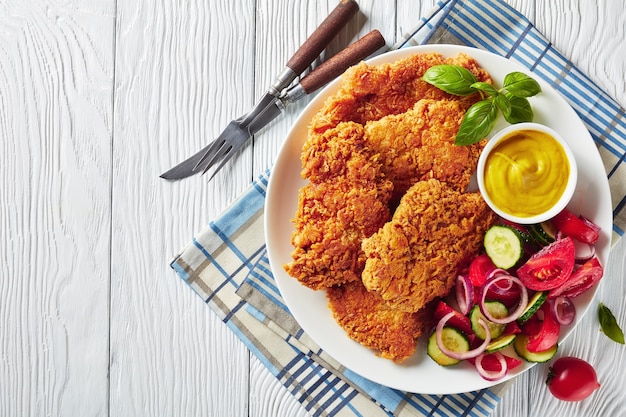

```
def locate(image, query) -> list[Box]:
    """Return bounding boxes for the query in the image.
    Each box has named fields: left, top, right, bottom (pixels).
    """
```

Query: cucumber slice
left=514, top=334, right=558, bottom=363
left=470, top=302, right=508, bottom=340
left=540, top=221, right=558, bottom=241
left=484, top=225, right=524, bottom=269
left=517, top=291, right=548, bottom=324
left=485, top=334, right=517, bottom=353
left=427, top=327, right=470, bottom=366
left=527, top=223, right=556, bottom=246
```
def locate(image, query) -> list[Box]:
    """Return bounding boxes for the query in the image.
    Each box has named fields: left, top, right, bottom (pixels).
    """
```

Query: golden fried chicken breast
left=361, top=179, right=497, bottom=313
left=284, top=122, right=393, bottom=290
left=327, top=281, right=434, bottom=362
left=364, top=98, right=486, bottom=200
left=285, top=52, right=496, bottom=362
left=309, top=52, right=491, bottom=135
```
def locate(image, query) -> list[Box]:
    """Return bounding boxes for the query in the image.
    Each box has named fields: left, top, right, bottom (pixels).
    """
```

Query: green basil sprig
left=598, top=302, right=625, bottom=344
left=422, top=65, right=542, bottom=145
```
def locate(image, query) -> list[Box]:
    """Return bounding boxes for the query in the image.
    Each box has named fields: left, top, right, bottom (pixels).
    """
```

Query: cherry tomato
left=549, top=257, right=604, bottom=299
left=469, top=254, right=496, bottom=287
left=517, top=237, right=575, bottom=291
left=546, top=357, right=600, bottom=401
left=551, top=208, right=600, bottom=245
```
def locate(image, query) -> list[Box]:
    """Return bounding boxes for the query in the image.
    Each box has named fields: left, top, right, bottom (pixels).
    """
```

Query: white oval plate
left=265, top=45, right=612, bottom=394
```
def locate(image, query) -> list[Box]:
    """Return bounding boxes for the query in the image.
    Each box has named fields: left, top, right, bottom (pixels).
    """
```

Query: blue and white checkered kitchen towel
left=171, top=0, right=626, bottom=416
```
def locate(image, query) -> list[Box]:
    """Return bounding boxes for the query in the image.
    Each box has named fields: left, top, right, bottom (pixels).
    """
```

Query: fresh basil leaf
left=470, top=82, right=498, bottom=97
left=455, top=100, right=498, bottom=145
left=423, top=65, right=478, bottom=96
left=599, top=303, right=625, bottom=344
left=494, top=94, right=512, bottom=118
left=504, top=93, right=534, bottom=123
left=503, top=72, right=542, bottom=97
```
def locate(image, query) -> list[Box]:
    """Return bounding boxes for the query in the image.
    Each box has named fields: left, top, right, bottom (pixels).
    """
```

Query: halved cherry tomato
left=433, top=300, right=473, bottom=336
left=469, top=254, right=496, bottom=287
left=551, top=208, right=600, bottom=245
left=526, top=304, right=560, bottom=353
left=516, top=237, right=575, bottom=291
left=549, top=257, right=604, bottom=299
left=546, top=357, right=600, bottom=401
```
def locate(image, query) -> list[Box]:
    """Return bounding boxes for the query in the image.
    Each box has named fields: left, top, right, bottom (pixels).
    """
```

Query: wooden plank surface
left=0, top=0, right=624, bottom=416
left=0, top=1, right=114, bottom=416
left=110, top=1, right=255, bottom=416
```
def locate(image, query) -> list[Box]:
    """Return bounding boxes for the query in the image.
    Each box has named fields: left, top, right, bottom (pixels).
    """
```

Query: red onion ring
left=550, top=296, right=576, bottom=326
left=456, top=274, right=474, bottom=315
left=574, top=241, right=596, bottom=264
left=486, top=268, right=511, bottom=282
left=480, top=275, right=529, bottom=324
left=436, top=312, right=491, bottom=360
left=484, top=269, right=515, bottom=295
left=474, top=352, right=508, bottom=381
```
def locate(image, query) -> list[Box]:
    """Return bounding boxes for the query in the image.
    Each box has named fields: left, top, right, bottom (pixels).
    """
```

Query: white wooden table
left=1, top=1, right=624, bottom=416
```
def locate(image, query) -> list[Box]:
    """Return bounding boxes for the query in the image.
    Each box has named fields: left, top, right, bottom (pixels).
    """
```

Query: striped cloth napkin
left=171, top=0, right=626, bottom=416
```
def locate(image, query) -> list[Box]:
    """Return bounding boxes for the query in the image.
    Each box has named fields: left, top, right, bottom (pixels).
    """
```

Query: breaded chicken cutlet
left=309, top=52, right=491, bottom=135
left=364, top=98, right=486, bottom=200
left=361, top=179, right=497, bottom=313
left=284, top=52, right=496, bottom=362
left=284, top=122, right=393, bottom=290
left=326, top=280, right=435, bottom=362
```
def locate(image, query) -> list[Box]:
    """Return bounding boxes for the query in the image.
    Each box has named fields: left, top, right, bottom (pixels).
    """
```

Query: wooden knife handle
left=285, top=0, right=359, bottom=75
left=299, top=30, right=385, bottom=94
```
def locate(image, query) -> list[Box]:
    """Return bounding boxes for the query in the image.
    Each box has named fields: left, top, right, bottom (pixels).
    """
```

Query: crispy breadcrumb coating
left=327, top=281, right=434, bottom=362
left=284, top=122, right=393, bottom=290
left=364, top=98, right=486, bottom=200
left=361, top=179, right=497, bottom=313
left=309, top=52, right=491, bottom=135
left=284, top=53, right=496, bottom=361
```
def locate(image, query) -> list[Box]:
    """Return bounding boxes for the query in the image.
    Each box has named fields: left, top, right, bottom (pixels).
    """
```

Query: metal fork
left=196, top=29, right=386, bottom=180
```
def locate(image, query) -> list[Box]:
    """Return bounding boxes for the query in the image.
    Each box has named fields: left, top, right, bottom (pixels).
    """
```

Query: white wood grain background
left=0, top=1, right=624, bottom=416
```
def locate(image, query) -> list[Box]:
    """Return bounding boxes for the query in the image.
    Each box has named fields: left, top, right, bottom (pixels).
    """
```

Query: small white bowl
left=477, top=122, right=577, bottom=224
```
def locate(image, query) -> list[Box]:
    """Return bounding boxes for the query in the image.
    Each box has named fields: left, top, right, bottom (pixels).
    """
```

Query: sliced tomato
left=516, top=237, right=576, bottom=291
left=433, top=300, right=473, bottom=336
left=549, top=257, right=604, bottom=299
left=468, top=353, right=522, bottom=371
left=551, top=208, right=600, bottom=245
left=519, top=313, right=542, bottom=335
left=483, top=281, right=522, bottom=309
left=526, top=304, right=560, bottom=353
left=503, top=320, right=521, bottom=336
left=469, top=254, right=496, bottom=287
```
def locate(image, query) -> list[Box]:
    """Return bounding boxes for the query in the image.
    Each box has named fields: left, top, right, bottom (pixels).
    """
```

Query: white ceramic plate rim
left=265, top=45, right=612, bottom=394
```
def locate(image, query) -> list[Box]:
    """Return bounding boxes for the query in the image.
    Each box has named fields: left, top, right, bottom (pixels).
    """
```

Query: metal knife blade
left=159, top=95, right=274, bottom=180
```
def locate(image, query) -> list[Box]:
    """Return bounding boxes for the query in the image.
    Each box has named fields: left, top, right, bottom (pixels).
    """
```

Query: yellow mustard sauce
left=483, top=129, right=570, bottom=218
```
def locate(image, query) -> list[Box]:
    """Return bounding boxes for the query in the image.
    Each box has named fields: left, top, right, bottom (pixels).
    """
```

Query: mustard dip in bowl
left=477, top=122, right=577, bottom=224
